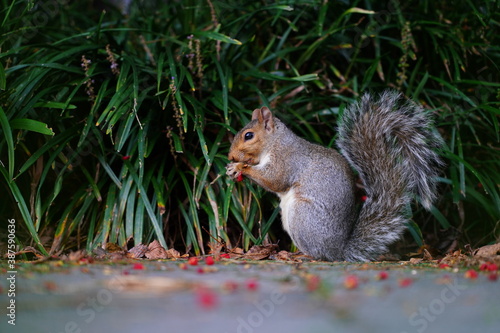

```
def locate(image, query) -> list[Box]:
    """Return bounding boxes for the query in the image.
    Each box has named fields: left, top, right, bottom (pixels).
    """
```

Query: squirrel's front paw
left=226, top=162, right=246, bottom=181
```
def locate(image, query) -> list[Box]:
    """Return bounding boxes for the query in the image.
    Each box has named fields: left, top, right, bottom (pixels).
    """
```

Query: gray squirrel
left=226, top=91, right=444, bottom=261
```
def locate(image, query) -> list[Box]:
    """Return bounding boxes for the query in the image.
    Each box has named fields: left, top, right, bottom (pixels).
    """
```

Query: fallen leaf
left=439, top=250, right=470, bottom=266
left=67, top=250, right=87, bottom=262
left=409, top=257, right=423, bottom=264
left=475, top=243, right=500, bottom=258
left=128, top=240, right=179, bottom=260
left=166, top=248, right=181, bottom=259
left=148, top=240, right=162, bottom=250
left=271, top=250, right=300, bottom=262
left=243, top=244, right=279, bottom=260
left=128, top=244, right=148, bottom=259
left=106, top=243, right=125, bottom=253
left=108, top=252, right=127, bottom=261
left=145, top=245, right=168, bottom=260
left=228, top=247, right=244, bottom=259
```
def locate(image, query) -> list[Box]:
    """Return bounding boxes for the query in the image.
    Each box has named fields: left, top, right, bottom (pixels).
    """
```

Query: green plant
left=1, top=0, right=498, bottom=258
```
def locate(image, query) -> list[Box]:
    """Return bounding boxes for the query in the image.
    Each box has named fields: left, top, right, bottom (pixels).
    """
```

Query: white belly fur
left=255, top=152, right=271, bottom=169
left=278, top=188, right=296, bottom=234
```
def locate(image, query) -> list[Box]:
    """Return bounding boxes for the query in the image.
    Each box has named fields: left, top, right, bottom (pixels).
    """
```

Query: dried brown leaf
left=166, top=248, right=181, bottom=259
left=106, top=243, right=125, bottom=253
left=228, top=247, right=244, bottom=259
left=409, top=257, right=423, bottom=264
left=271, top=250, right=301, bottom=262
left=145, top=246, right=168, bottom=260
left=474, top=243, right=500, bottom=258
left=67, top=250, right=87, bottom=261
left=440, top=250, right=475, bottom=267
left=128, top=244, right=148, bottom=259
left=148, top=239, right=162, bottom=250
left=243, top=244, right=279, bottom=260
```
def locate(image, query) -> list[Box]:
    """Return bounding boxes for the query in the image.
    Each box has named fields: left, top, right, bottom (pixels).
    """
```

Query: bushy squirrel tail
left=337, top=91, right=444, bottom=261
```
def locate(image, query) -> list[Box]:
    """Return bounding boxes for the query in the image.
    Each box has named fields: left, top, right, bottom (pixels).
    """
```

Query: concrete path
left=1, top=260, right=499, bottom=333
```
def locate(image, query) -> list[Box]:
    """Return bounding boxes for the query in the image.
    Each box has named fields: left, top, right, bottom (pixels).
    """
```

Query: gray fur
left=337, top=91, right=444, bottom=261
left=227, top=91, right=444, bottom=262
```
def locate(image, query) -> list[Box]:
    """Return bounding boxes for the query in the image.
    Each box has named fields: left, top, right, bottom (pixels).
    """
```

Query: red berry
left=245, top=279, right=258, bottom=291
left=132, top=263, right=144, bottom=270
left=236, top=173, right=244, bottom=182
left=488, top=273, right=498, bottom=282
left=464, top=269, right=478, bottom=279
left=196, top=288, right=217, bottom=310
left=197, top=267, right=204, bottom=274
left=487, top=263, right=498, bottom=271
left=439, top=263, right=450, bottom=269
left=399, top=278, right=413, bottom=287
left=479, top=263, right=489, bottom=271
left=178, top=263, right=188, bottom=270
left=188, top=257, right=198, bottom=266
left=361, top=195, right=368, bottom=202
left=306, top=274, right=321, bottom=292
left=220, top=253, right=230, bottom=259
left=205, top=256, right=215, bottom=265
left=122, top=155, right=131, bottom=160
left=344, top=275, right=359, bottom=289
left=377, top=271, right=389, bottom=280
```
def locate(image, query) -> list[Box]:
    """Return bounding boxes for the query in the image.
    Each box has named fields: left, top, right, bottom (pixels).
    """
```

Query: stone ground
left=1, top=259, right=499, bottom=333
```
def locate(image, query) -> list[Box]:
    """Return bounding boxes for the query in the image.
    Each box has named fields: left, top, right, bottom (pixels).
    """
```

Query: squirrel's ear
left=252, top=107, right=274, bottom=132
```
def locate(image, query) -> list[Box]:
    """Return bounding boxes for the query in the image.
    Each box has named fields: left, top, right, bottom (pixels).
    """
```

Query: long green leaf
left=0, top=106, right=14, bottom=180
left=195, top=31, right=242, bottom=45
left=10, top=118, right=55, bottom=135
left=0, top=60, right=6, bottom=90
left=123, top=160, right=167, bottom=249
left=0, top=165, right=48, bottom=255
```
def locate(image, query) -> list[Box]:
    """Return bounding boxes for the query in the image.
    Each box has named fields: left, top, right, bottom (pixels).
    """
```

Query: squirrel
left=226, top=91, right=444, bottom=262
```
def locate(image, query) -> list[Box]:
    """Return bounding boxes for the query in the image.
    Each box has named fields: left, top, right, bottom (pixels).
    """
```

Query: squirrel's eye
left=244, top=132, right=254, bottom=141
